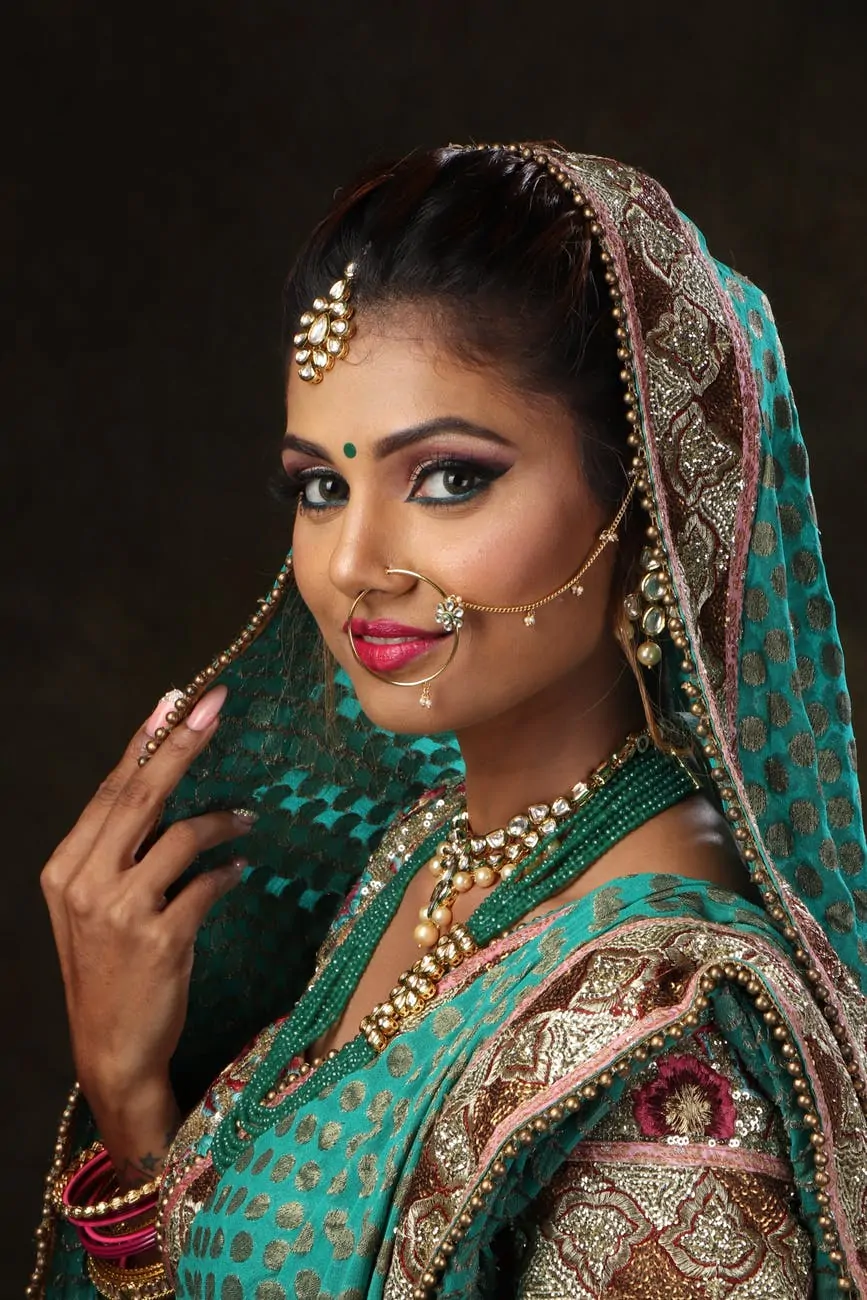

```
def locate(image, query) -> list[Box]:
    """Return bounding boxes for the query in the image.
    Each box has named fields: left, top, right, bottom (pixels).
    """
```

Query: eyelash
left=271, top=457, right=505, bottom=512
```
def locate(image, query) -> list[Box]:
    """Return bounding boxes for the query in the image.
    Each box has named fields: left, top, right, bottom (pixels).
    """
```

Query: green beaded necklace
left=210, top=741, right=697, bottom=1173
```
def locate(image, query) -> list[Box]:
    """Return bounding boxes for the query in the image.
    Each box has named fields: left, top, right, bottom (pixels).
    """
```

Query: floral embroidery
left=632, top=1053, right=736, bottom=1141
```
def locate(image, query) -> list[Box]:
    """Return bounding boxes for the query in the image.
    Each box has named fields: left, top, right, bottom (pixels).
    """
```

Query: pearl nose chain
left=345, top=474, right=637, bottom=709
left=435, top=474, right=637, bottom=632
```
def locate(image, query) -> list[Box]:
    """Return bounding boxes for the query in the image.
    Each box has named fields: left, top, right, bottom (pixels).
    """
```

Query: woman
left=33, top=143, right=866, bottom=1299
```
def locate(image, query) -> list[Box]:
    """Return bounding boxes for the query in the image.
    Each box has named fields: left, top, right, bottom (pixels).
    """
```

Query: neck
left=455, top=640, right=646, bottom=834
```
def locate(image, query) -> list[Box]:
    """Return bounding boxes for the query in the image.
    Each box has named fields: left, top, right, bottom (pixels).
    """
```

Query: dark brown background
left=5, top=1, right=865, bottom=1286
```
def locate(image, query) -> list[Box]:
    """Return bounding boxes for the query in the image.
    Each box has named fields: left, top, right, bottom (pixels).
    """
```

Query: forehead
left=284, top=309, right=568, bottom=447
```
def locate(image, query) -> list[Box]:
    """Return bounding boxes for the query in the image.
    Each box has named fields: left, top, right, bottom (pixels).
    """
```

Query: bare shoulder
left=548, top=791, right=755, bottom=910
left=620, top=793, right=751, bottom=890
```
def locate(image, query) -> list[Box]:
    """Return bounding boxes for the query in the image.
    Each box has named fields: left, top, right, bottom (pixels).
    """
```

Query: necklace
left=413, top=729, right=653, bottom=949
left=208, top=739, right=697, bottom=1174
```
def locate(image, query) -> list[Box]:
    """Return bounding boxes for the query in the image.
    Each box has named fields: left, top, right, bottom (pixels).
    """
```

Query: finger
left=50, top=691, right=188, bottom=872
left=163, top=857, right=247, bottom=940
left=134, top=810, right=256, bottom=901
left=92, top=687, right=229, bottom=868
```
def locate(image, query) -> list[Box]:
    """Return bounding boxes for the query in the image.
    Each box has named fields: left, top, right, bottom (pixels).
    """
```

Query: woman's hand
left=41, top=684, right=251, bottom=1115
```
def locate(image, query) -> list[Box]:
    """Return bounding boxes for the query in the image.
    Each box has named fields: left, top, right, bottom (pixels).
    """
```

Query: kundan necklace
left=414, top=729, right=655, bottom=949
left=208, top=734, right=698, bottom=1174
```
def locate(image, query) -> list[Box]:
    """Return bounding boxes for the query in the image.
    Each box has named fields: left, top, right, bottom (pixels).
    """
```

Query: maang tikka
left=346, top=474, right=639, bottom=708
left=294, top=262, right=357, bottom=383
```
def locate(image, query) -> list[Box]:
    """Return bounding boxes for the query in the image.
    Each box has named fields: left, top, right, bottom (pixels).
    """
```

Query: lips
left=346, top=618, right=449, bottom=674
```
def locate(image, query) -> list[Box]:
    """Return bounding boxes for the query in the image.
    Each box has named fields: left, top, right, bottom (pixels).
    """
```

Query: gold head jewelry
left=435, top=473, right=638, bottom=632
left=346, top=569, right=462, bottom=709
left=294, top=261, right=357, bottom=383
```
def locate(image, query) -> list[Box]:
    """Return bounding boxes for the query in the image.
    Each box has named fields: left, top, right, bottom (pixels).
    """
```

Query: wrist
left=80, top=1074, right=181, bottom=1188
left=80, top=1068, right=174, bottom=1118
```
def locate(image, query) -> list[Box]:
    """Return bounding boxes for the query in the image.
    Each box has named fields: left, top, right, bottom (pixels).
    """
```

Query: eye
left=410, top=458, right=501, bottom=504
left=299, top=469, right=348, bottom=509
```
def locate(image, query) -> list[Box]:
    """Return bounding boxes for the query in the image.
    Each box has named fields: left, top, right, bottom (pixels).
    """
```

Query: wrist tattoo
left=117, top=1153, right=165, bottom=1186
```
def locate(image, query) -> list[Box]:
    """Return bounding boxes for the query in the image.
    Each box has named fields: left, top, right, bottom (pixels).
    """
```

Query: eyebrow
left=281, top=417, right=515, bottom=462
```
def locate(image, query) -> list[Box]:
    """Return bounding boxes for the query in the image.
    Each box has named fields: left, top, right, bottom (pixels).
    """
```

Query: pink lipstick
left=346, top=618, right=449, bottom=674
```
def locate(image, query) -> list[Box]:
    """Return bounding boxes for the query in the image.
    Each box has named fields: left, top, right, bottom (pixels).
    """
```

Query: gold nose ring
left=346, top=568, right=463, bottom=708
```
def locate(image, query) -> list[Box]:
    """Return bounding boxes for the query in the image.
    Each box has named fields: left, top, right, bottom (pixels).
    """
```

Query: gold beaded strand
left=138, top=558, right=293, bottom=768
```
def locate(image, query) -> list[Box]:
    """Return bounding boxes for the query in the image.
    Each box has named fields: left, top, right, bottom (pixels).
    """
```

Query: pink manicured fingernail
left=186, top=685, right=228, bottom=732
left=145, top=689, right=185, bottom=737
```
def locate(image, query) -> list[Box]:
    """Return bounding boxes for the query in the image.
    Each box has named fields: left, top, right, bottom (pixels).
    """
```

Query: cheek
left=451, top=481, right=614, bottom=676
left=289, top=523, right=330, bottom=619
left=444, top=475, right=592, bottom=607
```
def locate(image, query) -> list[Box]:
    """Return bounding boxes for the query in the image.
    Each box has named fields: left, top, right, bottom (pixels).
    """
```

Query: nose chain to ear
left=345, top=473, right=638, bottom=710
left=436, top=473, right=638, bottom=630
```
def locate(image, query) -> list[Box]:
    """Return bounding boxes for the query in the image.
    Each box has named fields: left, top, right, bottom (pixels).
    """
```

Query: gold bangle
left=52, top=1142, right=161, bottom=1221
left=87, top=1253, right=173, bottom=1300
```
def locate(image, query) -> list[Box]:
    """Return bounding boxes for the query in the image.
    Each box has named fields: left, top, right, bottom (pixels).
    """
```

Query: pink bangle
left=76, top=1217, right=157, bottom=1259
left=53, top=1143, right=160, bottom=1258
left=56, top=1144, right=161, bottom=1220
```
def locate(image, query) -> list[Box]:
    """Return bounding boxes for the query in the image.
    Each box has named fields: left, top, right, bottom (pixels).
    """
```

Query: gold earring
left=294, top=262, right=357, bottom=383
left=346, top=569, right=462, bottom=708
left=624, top=542, right=670, bottom=668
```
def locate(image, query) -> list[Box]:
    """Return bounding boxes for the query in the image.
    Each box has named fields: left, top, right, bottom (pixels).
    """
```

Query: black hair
left=283, top=145, right=630, bottom=509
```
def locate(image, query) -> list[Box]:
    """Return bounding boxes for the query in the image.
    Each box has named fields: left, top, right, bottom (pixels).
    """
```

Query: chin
left=349, top=673, right=518, bottom=738
left=351, top=681, right=452, bottom=736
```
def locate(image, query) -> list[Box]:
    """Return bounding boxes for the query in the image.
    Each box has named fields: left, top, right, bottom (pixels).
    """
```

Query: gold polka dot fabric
left=721, top=268, right=865, bottom=969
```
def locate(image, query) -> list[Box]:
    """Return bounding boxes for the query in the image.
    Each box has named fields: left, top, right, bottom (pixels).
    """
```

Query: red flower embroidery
left=633, top=1053, right=736, bottom=1141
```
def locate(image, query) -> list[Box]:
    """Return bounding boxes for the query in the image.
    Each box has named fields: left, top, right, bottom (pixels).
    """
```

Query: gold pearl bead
left=474, top=866, right=496, bottom=888
left=636, top=641, right=662, bottom=667
left=413, top=920, right=440, bottom=949
left=452, top=871, right=473, bottom=892
left=432, top=904, right=453, bottom=928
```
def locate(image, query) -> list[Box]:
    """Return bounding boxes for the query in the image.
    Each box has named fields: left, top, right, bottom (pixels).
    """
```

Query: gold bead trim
left=26, top=1084, right=80, bottom=1299
left=409, top=959, right=853, bottom=1297
left=459, top=141, right=867, bottom=1106
left=137, top=557, right=293, bottom=768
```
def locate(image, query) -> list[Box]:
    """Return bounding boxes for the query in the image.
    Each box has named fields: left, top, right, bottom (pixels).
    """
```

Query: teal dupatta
left=35, top=146, right=866, bottom=1297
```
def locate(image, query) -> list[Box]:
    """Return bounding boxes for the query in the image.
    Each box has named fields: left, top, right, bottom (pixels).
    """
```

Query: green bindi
left=343, top=442, right=357, bottom=459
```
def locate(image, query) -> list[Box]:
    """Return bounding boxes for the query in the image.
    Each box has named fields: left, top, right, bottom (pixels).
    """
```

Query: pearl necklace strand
left=413, top=730, right=652, bottom=949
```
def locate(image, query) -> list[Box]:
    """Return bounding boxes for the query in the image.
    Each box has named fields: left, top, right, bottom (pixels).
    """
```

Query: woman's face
left=284, top=307, right=622, bottom=736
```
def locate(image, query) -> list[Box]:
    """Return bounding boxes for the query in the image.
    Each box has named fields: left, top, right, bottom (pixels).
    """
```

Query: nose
left=327, top=495, right=415, bottom=604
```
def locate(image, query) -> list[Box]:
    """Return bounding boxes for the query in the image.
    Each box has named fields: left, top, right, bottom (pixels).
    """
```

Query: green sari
left=34, top=148, right=867, bottom=1298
